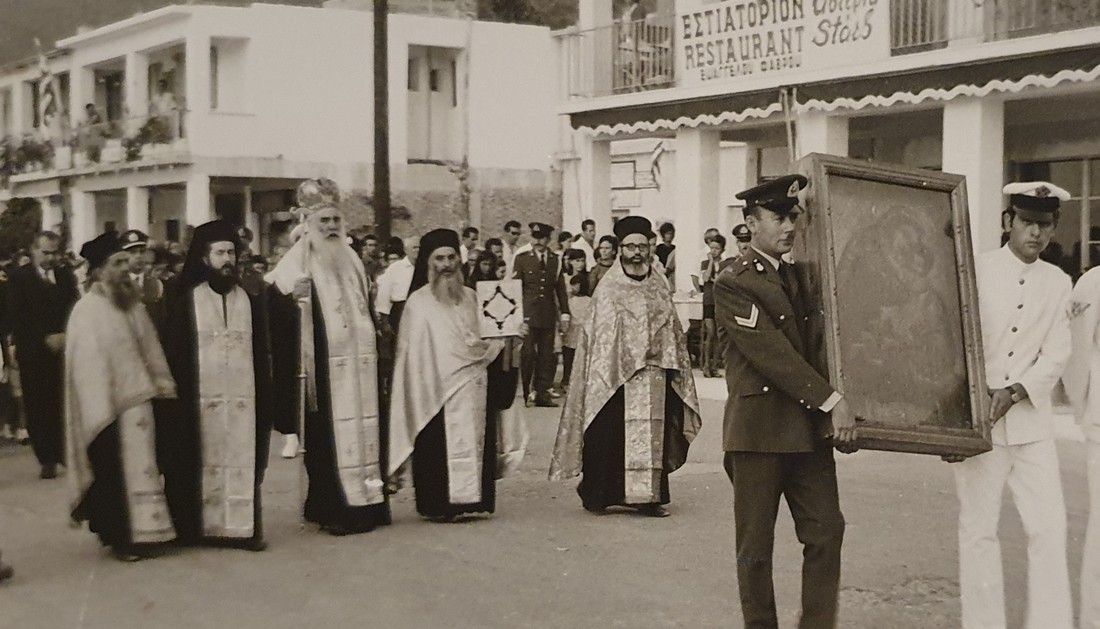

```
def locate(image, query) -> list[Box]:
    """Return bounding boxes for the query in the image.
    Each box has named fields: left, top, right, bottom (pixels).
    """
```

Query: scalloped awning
left=571, top=45, right=1100, bottom=136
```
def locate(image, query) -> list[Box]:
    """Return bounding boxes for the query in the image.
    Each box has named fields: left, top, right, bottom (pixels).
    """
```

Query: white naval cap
left=1002, top=181, right=1071, bottom=200
left=1003, top=181, right=1071, bottom=218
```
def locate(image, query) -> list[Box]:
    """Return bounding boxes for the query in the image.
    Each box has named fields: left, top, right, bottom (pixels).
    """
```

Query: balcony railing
left=892, top=0, right=1100, bottom=55
left=563, top=15, right=675, bottom=99
left=1, top=110, right=187, bottom=182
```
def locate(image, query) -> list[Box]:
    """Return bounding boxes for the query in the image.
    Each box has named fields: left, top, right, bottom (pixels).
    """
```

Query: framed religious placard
left=793, top=153, right=992, bottom=457
left=477, top=279, right=524, bottom=338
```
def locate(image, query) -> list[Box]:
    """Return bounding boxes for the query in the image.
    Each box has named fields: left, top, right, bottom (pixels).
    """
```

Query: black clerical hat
left=613, top=215, right=655, bottom=241
left=80, top=231, right=122, bottom=271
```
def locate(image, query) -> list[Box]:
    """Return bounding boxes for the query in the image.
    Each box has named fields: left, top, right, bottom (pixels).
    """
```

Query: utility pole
left=373, top=0, right=391, bottom=242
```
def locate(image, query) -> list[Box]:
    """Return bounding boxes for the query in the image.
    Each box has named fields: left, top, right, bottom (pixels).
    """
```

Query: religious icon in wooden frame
left=477, top=279, right=524, bottom=338
left=793, top=153, right=992, bottom=457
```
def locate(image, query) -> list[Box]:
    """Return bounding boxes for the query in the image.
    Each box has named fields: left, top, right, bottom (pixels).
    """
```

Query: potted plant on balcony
left=15, top=135, right=54, bottom=172
left=0, top=135, right=14, bottom=185
left=54, top=142, right=73, bottom=170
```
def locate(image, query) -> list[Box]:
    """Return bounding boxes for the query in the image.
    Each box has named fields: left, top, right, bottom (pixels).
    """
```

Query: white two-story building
left=556, top=0, right=1100, bottom=292
left=0, top=1, right=559, bottom=252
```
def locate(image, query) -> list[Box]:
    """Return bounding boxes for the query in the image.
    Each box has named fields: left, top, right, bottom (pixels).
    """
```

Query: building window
left=210, top=46, right=219, bottom=109
left=166, top=219, right=180, bottom=242
left=429, top=68, right=441, bottom=92
left=450, top=59, right=457, bottom=107
left=408, top=58, right=419, bottom=91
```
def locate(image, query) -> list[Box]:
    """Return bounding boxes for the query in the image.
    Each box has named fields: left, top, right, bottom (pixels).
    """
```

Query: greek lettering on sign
left=677, top=0, right=887, bottom=86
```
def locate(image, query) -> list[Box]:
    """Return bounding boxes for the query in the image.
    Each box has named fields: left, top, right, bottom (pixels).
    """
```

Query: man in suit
left=512, top=222, right=570, bottom=407
left=714, top=175, right=857, bottom=629
left=8, top=231, right=80, bottom=479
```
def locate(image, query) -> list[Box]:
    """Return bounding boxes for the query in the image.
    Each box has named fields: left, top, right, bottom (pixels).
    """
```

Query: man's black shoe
left=533, top=397, right=559, bottom=408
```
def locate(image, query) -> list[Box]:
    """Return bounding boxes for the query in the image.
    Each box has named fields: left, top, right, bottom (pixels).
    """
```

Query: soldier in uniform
left=120, top=230, right=165, bottom=324
left=721, top=223, right=753, bottom=271
left=512, top=222, right=570, bottom=408
left=714, top=174, right=857, bottom=629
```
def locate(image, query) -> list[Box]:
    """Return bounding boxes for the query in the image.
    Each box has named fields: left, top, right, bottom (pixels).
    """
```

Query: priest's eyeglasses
left=621, top=243, right=651, bottom=253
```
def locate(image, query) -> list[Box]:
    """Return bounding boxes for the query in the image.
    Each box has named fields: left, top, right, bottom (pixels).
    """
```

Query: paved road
left=0, top=378, right=1090, bottom=628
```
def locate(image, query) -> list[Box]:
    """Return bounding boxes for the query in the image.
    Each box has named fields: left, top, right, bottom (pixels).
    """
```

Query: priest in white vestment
left=155, top=220, right=273, bottom=551
left=267, top=178, right=389, bottom=535
left=550, top=216, right=701, bottom=518
left=67, top=232, right=177, bottom=561
left=389, top=229, right=526, bottom=522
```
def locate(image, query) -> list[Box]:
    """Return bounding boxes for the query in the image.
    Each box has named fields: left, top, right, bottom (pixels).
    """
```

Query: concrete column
left=70, top=189, right=96, bottom=251
left=11, top=81, right=29, bottom=134
left=244, top=185, right=260, bottom=253
left=577, top=0, right=613, bottom=29
left=185, top=35, right=211, bottom=144
left=69, top=67, right=95, bottom=128
left=126, top=186, right=150, bottom=232
left=797, top=111, right=849, bottom=159
left=186, top=173, right=212, bottom=227
left=41, top=196, right=64, bottom=233
left=674, top=126, right=721, bottom=294
left=124, top=52, right=149, bottom=121
left=942, top=96, right=1004, bottom=257
left=577, top=134, right=612, bottom=237
left=577, top=0, right=613, bottom=96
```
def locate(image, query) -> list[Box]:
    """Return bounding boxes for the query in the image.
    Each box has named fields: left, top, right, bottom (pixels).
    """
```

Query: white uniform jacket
left=977, top=245, right=1072, bottom=446
left=1063, top=265, right=1100, bottom=442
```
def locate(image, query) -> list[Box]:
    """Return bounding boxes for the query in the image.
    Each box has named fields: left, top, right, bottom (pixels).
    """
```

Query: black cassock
left=411, top=356, right=517, bottom=518
left=155, top=284, right=273, bottom=547
left=269, top=290, right=391, bottom=533
left=577, top=373, right=685, bottom=511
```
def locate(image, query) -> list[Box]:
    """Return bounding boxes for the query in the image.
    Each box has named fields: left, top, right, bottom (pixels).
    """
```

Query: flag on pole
left=34, top=38, right=61, bottom=140
left=648, top=140, right=666, bottom=191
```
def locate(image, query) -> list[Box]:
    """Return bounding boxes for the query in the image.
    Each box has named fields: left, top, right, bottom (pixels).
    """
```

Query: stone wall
left=339, top=163, right=562, bottom=240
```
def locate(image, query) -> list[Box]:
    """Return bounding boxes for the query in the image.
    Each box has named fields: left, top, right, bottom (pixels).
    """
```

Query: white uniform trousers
left=1083, top=439, right=1100, bottom=629
left=953, top=439, right=1073, bottom=629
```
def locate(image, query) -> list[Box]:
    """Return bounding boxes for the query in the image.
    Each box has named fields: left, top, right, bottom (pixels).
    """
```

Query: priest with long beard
left=154, top=220, right=273, bottom=551
left=388, top=229, right=526, bottom=522
left=66, top=232, right=177, bottom=561
left=550, top=216, right=701, bottom=517
left=267, top=178, right=389, bottom=535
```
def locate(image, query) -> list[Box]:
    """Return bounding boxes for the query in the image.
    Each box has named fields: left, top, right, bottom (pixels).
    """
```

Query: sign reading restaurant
left=677, top=0, right=890, bottom=86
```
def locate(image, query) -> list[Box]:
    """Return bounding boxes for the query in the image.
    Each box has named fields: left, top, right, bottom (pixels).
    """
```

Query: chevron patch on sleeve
left=734, top=303, right=759, bottom=329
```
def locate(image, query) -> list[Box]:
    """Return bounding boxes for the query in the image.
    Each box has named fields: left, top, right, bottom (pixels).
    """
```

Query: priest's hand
left=559, top=313, right=571, bottom=330
left=827, top=397, right=858, bottom=444
left=292, top=277, right=311, bottom=301
left=516, top=322, right=529, bottom=340
left=44, top=334, right=65, bottom=353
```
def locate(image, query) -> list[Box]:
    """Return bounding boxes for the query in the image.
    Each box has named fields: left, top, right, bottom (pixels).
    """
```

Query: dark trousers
left=520, top=325, right=555, bottom=400
left=561, top=347, right=576, bottom=386
left=21, top=355, right=64, bottom=466
left=724, top=450, right=845, bottom=629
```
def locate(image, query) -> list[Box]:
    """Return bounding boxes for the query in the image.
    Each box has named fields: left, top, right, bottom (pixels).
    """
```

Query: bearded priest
left=388, top=228, right=526, bottom=522
left=267, top=178, right=389, bottom=535
left=549, top=215, right=701, bottom=517
left=66, top=232, right=178, bottom=561
left=154, top=220, right=274, bottom=551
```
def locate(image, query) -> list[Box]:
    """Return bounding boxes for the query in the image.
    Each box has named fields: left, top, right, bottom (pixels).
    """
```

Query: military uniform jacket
left=713, top=249, right=836, bottom=453
left=512, top=249, right=570, bottom=329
